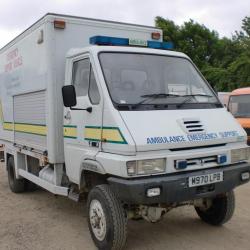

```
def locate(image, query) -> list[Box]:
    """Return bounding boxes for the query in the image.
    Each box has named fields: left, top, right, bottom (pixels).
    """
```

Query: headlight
left=127, top=158, right=166, bottom=176
left=231, top=148, right=250, bottom=163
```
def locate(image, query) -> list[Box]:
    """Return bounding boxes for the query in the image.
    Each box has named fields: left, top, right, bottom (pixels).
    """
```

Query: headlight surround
left=231, top=148, right=250, bottom=163
left=127, top=158, right=166, bottom=176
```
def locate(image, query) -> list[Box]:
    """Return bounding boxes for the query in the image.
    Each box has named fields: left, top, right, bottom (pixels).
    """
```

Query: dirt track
left=0, top=163, right=250, bottom=250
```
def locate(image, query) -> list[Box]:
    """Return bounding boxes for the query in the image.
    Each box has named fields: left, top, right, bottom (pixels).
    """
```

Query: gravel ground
left=0, top=163, right=249, bottom=250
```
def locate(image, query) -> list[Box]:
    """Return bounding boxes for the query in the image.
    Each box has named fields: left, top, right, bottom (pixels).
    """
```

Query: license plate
left=188, top=172, right=223, bottom=187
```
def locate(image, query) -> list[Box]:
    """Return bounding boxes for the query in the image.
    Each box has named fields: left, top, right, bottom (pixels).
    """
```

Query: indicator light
left=175, top=160, right=187, bottom=169
left=151, top=32, right=161, bottom=40
left=217, top=155, right=227, bottom=164
left=54, top=20, right=66, bottom=29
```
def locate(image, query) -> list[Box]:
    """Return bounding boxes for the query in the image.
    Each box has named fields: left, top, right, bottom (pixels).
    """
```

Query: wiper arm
left=141, top=93, right=180, bottom=98
left=133, top=93, right=181, bottom=108
left=177, top=94, right=213, bottom=108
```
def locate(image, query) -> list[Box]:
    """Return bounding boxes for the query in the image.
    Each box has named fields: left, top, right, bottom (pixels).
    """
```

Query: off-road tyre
left=87, top=184, right=127, bottom=250
left=195, top=191, right=235, bottom=226
left=7, top=156, right=26, bottom=193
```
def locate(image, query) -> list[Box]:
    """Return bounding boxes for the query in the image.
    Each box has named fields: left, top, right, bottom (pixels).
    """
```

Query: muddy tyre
left=87, top=184, right=127, bottom=250
left=195, top=191, right=235, bottom=226
left=7, top=156, right=26, bottom=193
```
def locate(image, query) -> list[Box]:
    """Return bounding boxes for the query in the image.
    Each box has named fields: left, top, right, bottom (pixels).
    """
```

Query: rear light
left=54, top=20, right=66, bottom=29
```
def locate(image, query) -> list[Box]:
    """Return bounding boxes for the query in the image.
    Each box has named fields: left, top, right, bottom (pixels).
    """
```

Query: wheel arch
left=79, top=159, right=107, bottom=190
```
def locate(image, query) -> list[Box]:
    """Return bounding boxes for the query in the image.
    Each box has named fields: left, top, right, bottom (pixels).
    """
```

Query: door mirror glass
left=62, top=85, right=77, bottom=107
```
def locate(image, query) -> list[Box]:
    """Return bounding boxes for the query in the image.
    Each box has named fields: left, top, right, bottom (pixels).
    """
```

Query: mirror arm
left=70, top=107, right=92, bottom=113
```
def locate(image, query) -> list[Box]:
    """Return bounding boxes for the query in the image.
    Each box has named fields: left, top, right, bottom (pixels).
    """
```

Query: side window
left=72, top=59, right=90, bottom=97
left=89, top=65, right=101, bottom=104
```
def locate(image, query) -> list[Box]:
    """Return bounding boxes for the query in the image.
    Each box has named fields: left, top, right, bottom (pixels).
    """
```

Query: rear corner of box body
left=44, top=20, right=65, bottom=164
left=0, top=17, right=65, bottom=164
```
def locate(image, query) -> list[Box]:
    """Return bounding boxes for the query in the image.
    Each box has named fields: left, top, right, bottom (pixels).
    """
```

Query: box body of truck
left=0, top=13, right=162, bottom=164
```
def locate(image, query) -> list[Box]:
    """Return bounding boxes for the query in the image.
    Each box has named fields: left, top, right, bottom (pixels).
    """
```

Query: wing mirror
left=62, top=85, right=77, bottom=107
left=62, top=85, right=92, bottom=113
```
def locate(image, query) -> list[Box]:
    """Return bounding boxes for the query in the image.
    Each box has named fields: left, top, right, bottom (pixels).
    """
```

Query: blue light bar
left=89, top=36, right=174, bottom=50
left=147, top=41, right=174, bottom=50
left=90, top=36, right=129, bottom=46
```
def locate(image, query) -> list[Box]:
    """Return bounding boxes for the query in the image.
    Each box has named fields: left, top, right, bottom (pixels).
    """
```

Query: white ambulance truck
left=0, top=13, right=250, bottom=250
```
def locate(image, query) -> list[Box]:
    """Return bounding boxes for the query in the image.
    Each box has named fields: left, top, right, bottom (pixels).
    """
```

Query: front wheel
left=87, top=184, right=127, bottom=250
left=195, top=191, right=235, bottom=226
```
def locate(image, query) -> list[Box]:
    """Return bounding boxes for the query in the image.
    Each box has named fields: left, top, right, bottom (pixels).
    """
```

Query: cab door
left=63, top=54, right=103, bottom=184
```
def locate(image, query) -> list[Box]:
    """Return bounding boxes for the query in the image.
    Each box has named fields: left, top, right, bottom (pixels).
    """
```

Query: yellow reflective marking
left=84, top=127, right=126, bottom=144
left=63, top=126, right=77, bottom=138
left=14, top=123, right=47, bottom=136
left=3, top=122, right=14, bottom=131
left=102, top=129, right=123, bottom=142
left=85, top=127, right=102, bottom=141
left=3, top=122, right=46, bottom=135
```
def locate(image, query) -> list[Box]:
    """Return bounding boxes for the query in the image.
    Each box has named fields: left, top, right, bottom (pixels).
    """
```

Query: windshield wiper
left=177, top=94, right=214, bottom=108
left=141, top=93, right=180, bottom=98
left=133, top=93, right=181, bottom=108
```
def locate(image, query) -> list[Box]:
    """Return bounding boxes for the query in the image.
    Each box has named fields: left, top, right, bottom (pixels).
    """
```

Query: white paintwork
left=119, top=108, right=246, bottom=151
left=19, top=169, right=68, bottom=196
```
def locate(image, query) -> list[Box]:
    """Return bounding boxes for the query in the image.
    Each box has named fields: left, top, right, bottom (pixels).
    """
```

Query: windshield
left=228, top=95, right=250, bottom=118
left=99, top=53, right=220, bottom=110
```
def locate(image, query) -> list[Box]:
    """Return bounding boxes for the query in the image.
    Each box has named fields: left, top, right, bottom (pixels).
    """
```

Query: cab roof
left=66, top=45, right=189, bottom=59
left=231, top=87, right=250, bottom=96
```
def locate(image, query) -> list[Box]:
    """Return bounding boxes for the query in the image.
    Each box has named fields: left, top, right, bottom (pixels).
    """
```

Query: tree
left=155, top=15, right=250, bottom=91
left=155, top=17, right=180, bottom=46
left=155, top=17, right=219, bottom=69
left=242, top=16, right=250, bottom=36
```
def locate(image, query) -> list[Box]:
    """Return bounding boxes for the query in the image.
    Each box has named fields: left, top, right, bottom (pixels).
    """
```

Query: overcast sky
left=0, top=0, right=249, bottom=48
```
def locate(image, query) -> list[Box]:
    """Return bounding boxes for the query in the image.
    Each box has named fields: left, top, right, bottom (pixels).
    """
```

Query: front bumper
left=108, top=162, right=250, bottom=205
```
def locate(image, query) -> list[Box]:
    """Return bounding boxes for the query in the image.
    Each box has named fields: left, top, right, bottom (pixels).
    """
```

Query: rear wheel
left=195, top=191, right=235, bottom=226
left=7, top=156, right=26, bottom=193
left=87, top=184, right=127, bottom=250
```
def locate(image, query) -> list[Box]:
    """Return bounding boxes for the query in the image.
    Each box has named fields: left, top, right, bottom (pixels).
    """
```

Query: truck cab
left=60, top=36, right=250, bottom=248
left=228, top=88, right=250, bottom=145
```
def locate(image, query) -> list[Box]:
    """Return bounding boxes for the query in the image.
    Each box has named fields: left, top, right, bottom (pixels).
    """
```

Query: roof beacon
left=89, top=35, right=173, bottom=50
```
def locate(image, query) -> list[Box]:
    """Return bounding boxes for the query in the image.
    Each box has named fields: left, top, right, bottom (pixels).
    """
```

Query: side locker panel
left=13, top=90, right=47, bottom=151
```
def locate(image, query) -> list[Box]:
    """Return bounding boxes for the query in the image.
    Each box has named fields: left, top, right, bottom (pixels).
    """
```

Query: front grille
left=183, top=155, right=217, bottom=167
left=187, top=156, right=217, bottom=166
left=244, top=127, right=250, bottom=136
